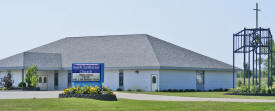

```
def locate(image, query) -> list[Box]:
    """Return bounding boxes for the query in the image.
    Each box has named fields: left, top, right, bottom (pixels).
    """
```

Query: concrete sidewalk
left=115, top=92, right=275, bottom=103
left=0, top=91, right=62, bottom=99
left=1, top=91, right=275, bottom=103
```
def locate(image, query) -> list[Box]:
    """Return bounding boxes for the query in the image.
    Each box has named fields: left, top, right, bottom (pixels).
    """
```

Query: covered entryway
left=37, top=75, right=48, bottom=90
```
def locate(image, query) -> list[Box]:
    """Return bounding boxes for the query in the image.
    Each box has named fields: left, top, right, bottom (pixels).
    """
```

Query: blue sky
left=0, top=0, right=274, bottom=68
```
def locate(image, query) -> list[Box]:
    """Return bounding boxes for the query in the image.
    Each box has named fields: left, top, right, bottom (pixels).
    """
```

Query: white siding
left=102, top=70, right=119, bottom=90
left=159, top=70, right=196, bottom=90
left=0, top=69, right=235, bottom=91
left=103, top=69, right=159, bottom=91
left=58, top=70, right=68, bottom=90
left=0, top=72, right=4, bottom=88
left=124, top=70, right=159, bottom=92
left=0, top=70, right=22, bottom=87
left=11, top=71, right=22, bottom=87
left=204, top=71, right=234, bottom=90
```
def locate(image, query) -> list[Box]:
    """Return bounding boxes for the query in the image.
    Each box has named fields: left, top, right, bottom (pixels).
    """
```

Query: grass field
left=118, top=91, right=275, bottom=100
left=0, top=98, right=275, bottom=111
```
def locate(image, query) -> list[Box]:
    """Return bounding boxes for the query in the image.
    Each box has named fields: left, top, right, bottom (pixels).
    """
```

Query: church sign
left=72, top=63, right=104, bottom=88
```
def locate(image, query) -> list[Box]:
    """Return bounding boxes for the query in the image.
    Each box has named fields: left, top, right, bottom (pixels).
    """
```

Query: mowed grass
left=118, top=91, right=275, bottom=100
left=0, top=98, right=275, bottom=111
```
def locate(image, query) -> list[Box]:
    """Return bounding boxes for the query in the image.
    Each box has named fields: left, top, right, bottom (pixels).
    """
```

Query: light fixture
left=135, top=70, right=139, bottom=74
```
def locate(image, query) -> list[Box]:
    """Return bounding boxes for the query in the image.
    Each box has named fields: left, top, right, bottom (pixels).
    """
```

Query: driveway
left=1, top=91, right=275, bottom=103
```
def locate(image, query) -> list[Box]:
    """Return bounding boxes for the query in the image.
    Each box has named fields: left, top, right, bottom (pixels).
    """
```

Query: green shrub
left=102, top=86, right=111, bottom=91
left=172, top=89, right=178, bottom=92
left=267, top=88, right=272, bottom=94
left=135, top=89, right=142, bottom=92
left=271, top=88, right=275, bottom=94
left=82, top=85, right=90, bottom=94
left=155, top=89, right=159, bottom=92
left=0, top=87, right=7, bottom=90
left=260, top=87, right=267, bottom=94
left=213, top=89, right=219, bottom=92
left=250, top=85, right=258, bottom=94
left=18, top=82, right=26, bottom=88
left=25, top=66, right=38, bottom=87
left=228, top=88, right=237, bottom=93
left=196, top=89, right=201, bottom=92
left=179, top=89, right=183, bottom=92
left=3, top=73, right=12, bottom=89
left=103, top=87, right=113, bottom=95
left=184, top=89, right=189, bottom=92
left=237, top=79, right=242, bottom=87
left=79, top=87, right=85, bottom=94
left=168, top=89, right=172, bottom=92
left=208, top=89, right=212, bottom=92
left=116, top=88, right=122, bottom=91
left=212, top=88, right=223, bottom=92
left=190, top=89, right=196, bottom=92
left=237, top=86, right=249, bottom=94
left=127, top=89, right=132, bottom=92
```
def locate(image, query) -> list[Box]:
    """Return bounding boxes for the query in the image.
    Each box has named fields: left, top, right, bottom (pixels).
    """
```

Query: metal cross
left=253, top=3, right=261, bottom=28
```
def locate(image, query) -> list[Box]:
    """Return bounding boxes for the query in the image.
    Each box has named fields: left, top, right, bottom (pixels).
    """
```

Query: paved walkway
left=0, top=91, right=61, bottom=99
left=1, top=91, right=275, bottom=103
left=115, top=92, right=275, bottom=103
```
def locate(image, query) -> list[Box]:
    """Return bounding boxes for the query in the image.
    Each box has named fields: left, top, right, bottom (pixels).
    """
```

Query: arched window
left=44, top=77, right=47, bottom=83
left=39, top=77, right=42, bottom=83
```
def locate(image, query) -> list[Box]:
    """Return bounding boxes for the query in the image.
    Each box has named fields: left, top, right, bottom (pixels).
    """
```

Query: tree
left=263, top=40, right=275, bottom=86
left=240, top=63, right=251, bottom=78
left=4, top=73, right=13, bottom=89
left=25, top=65, right=38, bottom=87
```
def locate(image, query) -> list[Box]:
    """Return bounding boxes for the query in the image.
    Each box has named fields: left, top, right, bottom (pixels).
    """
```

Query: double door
left=37, top=75, right=48, bottom=90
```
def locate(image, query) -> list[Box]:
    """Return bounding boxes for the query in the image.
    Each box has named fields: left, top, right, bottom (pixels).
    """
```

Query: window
left=119, top=70, right=123, bottom=87
left=68, top=71, right=72, bottom=88
left=152, top=76, right=156, bottom=84
left=54, top=71, right=58, bottom=89
left=44, top=76, right=47, bottom=83
left=39, top=77, right=42, bottom=83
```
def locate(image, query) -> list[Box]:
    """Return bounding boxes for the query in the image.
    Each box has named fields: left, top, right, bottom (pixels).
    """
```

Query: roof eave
left=62, top=66, right=240, bottom=72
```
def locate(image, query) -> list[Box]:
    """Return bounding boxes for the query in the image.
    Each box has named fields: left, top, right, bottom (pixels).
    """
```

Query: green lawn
left=0, top=98, right=275, bottom=111
left=118, top=91, right=275, bottom=100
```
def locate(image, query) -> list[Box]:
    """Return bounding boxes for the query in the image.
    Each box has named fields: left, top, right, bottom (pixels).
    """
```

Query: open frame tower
left=233, top=28, right=273, bottom=89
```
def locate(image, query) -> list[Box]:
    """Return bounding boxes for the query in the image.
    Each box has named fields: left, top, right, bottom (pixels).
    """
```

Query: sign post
left=72, top=63, right=104, bottom=88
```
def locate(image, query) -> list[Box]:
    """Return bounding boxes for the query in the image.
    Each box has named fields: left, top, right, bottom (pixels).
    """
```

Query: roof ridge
left=144, top=35, right=160, bottom=67
left=65, top=34, right=150, bottom=38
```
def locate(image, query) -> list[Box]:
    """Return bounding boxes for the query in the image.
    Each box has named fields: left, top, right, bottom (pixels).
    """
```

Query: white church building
left=0, top=34, right=237, bottom=91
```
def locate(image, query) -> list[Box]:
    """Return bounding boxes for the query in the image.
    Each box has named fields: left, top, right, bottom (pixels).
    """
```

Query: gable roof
left=0, top=34, right=235, bottom=71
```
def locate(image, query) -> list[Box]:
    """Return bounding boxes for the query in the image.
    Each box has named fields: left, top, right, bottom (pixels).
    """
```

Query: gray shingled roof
left=0, top=34, right=235, bottom=71
left=0, top=52, right=61, bottom=70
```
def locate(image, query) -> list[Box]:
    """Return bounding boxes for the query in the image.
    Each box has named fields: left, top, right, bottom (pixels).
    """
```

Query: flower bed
left=59, top=86, right=117, bottom=101
left=59, top=93, right=117, bottom=101
left=226, top=86, right=275, bottom=96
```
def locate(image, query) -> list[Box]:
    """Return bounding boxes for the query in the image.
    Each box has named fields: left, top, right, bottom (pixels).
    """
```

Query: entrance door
left=151, top=74, right=158, bottom=91
left=196, top=71, right=205, bottom=90
left=37, top=75, right=48, bottom=90
left=119, top=71, right=124, bottom=89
